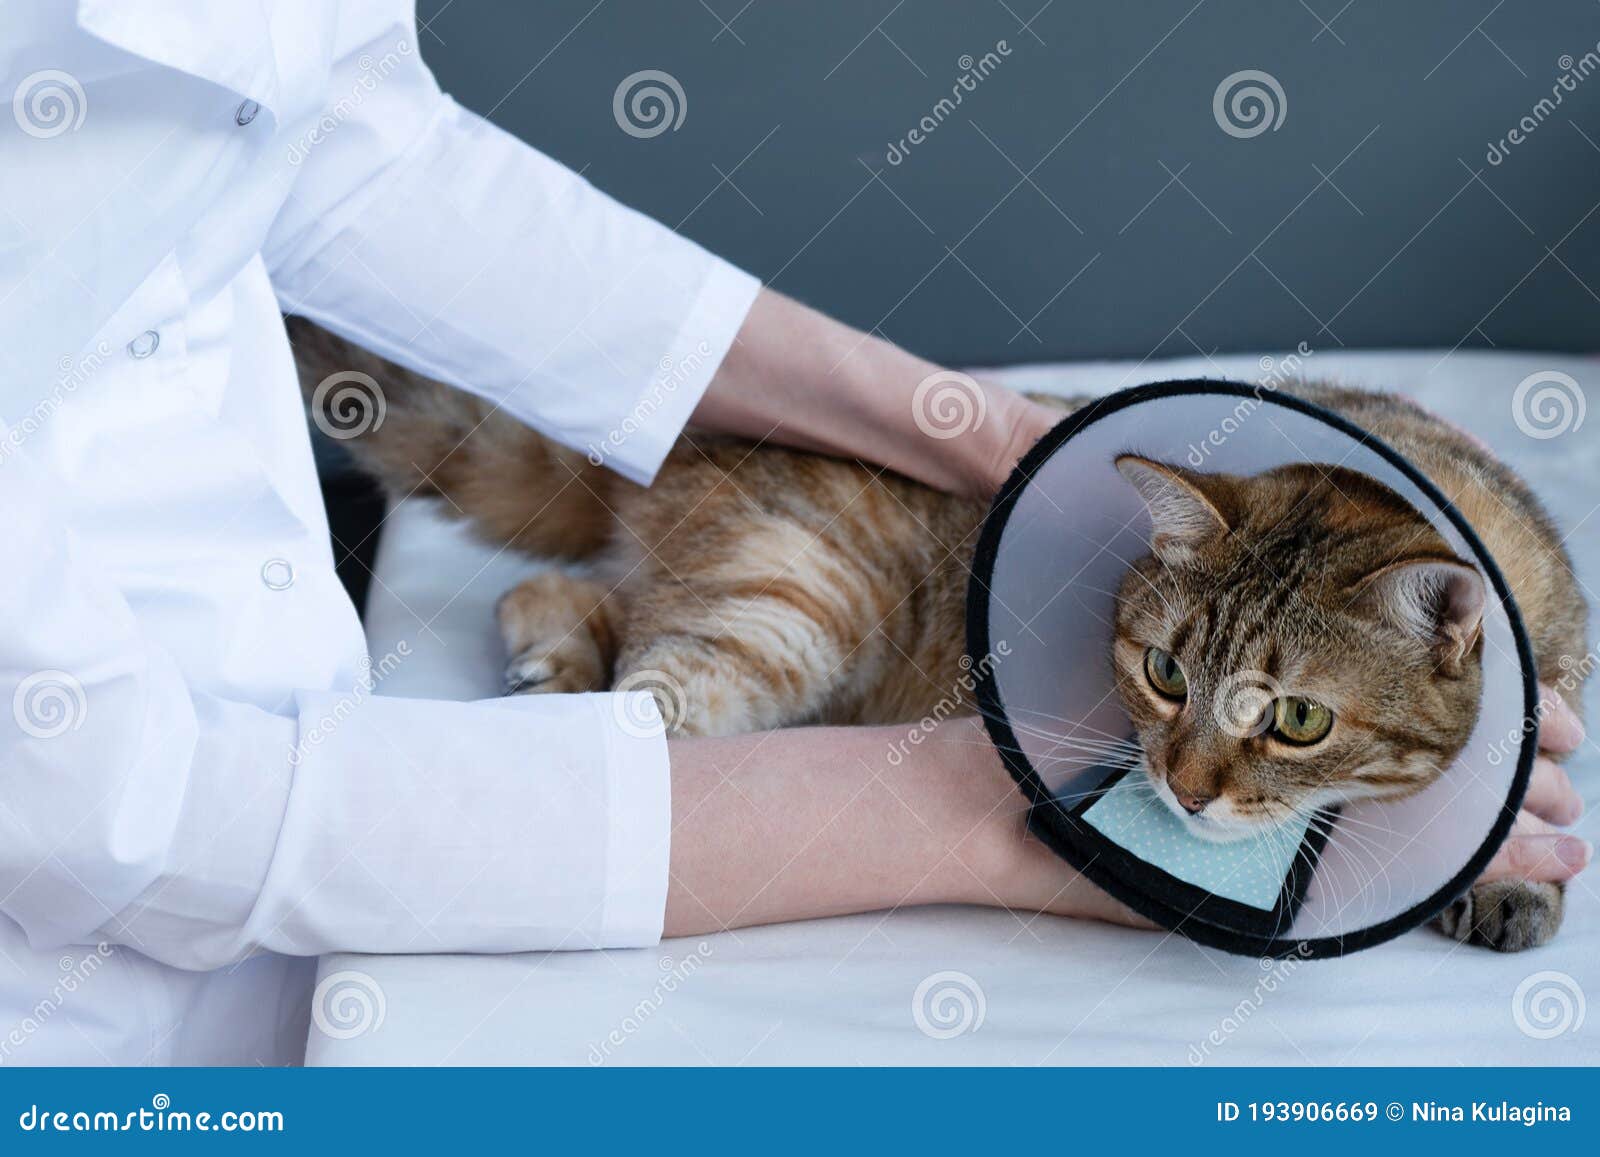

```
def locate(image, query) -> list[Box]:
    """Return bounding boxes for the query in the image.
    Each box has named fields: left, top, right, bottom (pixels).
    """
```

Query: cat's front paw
left=502, top=639, right=607, bottom=696
left=1435, top=880, right=1564, bottom=952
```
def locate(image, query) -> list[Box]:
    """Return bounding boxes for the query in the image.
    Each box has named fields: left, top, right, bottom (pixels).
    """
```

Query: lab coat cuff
left=597, top=261, right=761, bottom=487
left=595, top=691, right=673, bottom=945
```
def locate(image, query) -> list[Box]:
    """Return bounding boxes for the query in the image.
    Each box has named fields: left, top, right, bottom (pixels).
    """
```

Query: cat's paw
left=502, top=637, right=607, bottom=696
left=1435, top=880, right=1564, bottom=952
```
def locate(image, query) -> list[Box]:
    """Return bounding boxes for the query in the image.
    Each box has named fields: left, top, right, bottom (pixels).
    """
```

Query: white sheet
left=309, top=349, right=1599, bottom=1066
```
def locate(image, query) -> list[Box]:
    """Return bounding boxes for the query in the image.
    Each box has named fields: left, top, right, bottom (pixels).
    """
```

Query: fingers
left=1522, top=756, right=1584, bottom=826
left=1536, top=682, right=1585, bottom=755
left=1478, top=810, right=1592, bottom=884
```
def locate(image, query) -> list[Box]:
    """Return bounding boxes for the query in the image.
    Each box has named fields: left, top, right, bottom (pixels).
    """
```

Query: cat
left=292, top=319, right=1588, bottom=951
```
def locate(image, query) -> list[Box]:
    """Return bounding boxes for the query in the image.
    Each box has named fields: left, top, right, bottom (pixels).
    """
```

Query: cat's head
left=1110, top=454, right=1486, bottom=843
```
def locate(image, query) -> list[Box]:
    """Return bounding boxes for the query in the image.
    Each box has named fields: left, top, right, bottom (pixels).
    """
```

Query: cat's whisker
left=971, top=706, right=1140, bottom=749
left=992, top=704, right=1142, bottom=746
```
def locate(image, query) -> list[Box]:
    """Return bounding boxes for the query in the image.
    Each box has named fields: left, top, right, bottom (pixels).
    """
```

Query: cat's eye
left=1271, top=696, right=1333, bottom=745
left=1143, top=647, right=1187, bottom=699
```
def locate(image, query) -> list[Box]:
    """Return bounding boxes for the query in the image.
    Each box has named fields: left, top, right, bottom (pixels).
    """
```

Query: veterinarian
left=1, top=2, right=1587, bottom=1065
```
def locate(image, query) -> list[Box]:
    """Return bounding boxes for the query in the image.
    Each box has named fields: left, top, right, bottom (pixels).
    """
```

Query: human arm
left=691, top=288, right=1061, bottom=498
left=663, top=716, right=1146, bottom=937
left=0, top=424, right=676, bottom=969
left=264, top=8, right=1055, bottom=499
left=661, top=697, right=1591, bottom=937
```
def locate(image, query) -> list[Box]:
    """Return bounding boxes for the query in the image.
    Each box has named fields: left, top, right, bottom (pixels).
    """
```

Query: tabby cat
left=293, top=321, right=1588, bottom=951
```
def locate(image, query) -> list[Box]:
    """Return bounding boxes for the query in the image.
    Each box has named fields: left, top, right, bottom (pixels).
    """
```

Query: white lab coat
left=0, top=0, right=759, bottom=1065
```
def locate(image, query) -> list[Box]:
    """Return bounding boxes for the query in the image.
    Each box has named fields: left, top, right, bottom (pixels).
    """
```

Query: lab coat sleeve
left=0, top=433, right=671, bottom=969
left=263, top=4, right=760, bottom=486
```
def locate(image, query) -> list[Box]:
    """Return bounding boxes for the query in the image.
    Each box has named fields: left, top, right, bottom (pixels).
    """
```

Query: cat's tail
left=288, top=317, right=619, bottom=560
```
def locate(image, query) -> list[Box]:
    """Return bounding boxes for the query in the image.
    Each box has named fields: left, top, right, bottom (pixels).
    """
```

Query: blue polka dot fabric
left=1081, top=774, right=1312, bottom=911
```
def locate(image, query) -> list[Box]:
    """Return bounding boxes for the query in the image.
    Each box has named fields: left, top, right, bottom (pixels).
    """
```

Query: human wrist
left=928, top=718, right=1157, bottom=927
left=911, top=717, right=1035, bottom=906
left=968, top=386, right=1058, bottom=498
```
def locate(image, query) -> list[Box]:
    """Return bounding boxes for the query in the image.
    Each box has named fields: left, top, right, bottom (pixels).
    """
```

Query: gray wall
left=416, top=0, right=1600, bottom=366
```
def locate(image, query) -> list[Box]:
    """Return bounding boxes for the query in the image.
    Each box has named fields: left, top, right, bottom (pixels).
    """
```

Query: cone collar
left=967, top=381, right=1537, bottom=958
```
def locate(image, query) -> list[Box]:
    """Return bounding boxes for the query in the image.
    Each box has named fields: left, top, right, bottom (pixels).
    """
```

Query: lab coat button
left=235, top=100, right=261, bottom=127
left=127, top=330, right=160, bottom=359
left=261, top=559, right=295, bottom=590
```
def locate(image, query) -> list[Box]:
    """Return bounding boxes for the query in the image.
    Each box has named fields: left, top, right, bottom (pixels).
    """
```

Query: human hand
left=941, top=717, right=1156, bottom=929
left=1478, top=683, right=1590, bottom=883
left=970, top=387, right=1062, bottom=498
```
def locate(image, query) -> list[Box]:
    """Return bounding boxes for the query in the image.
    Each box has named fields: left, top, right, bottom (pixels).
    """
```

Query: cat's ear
left=1115, top=455, right=1231, bottom=561
left=1355, top=558, right=1486, bottom=674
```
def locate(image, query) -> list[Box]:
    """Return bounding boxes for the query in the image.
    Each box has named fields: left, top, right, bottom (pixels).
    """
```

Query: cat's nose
left=1175, top=791, right=1213, bottom=815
